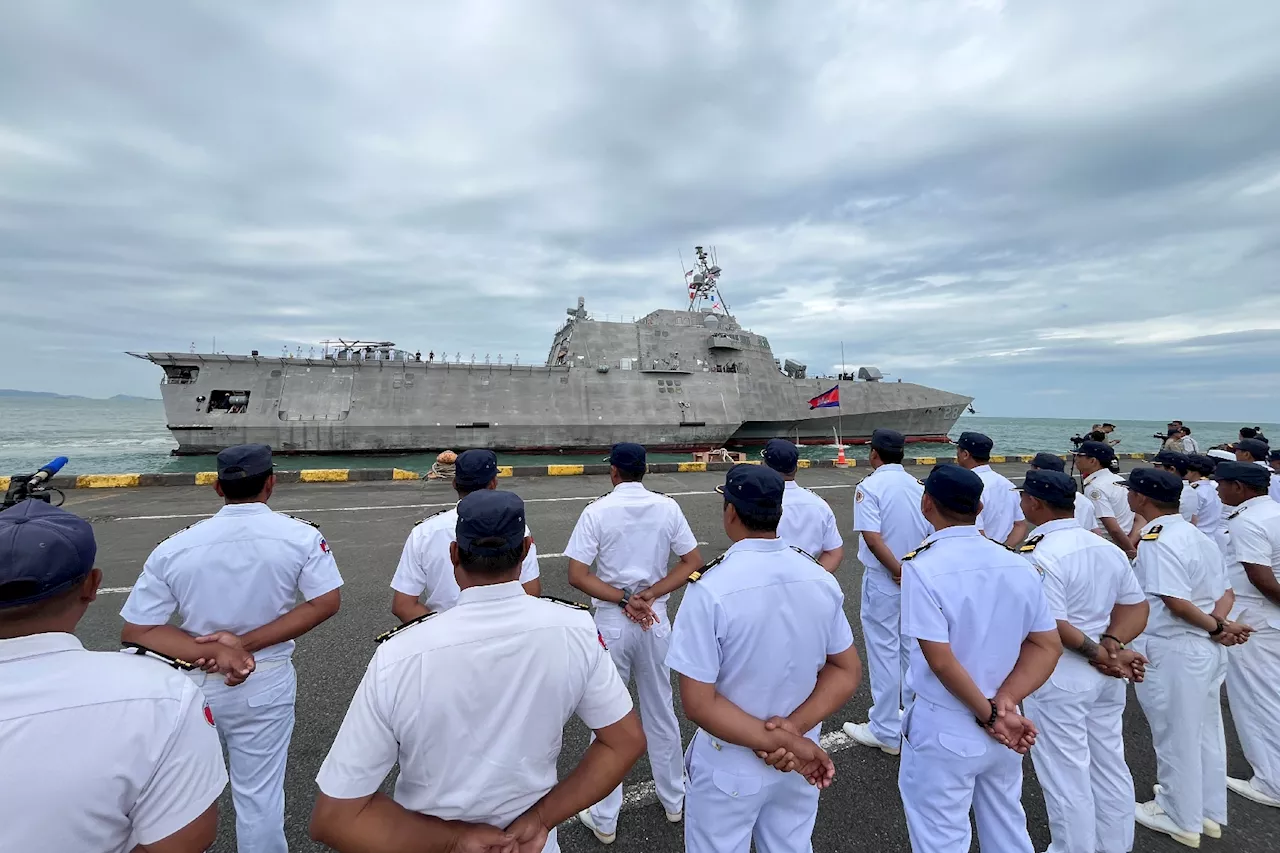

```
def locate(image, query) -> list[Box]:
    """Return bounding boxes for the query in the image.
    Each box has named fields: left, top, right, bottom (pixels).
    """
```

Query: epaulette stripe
left=157, top=519, right=205, bottom=545
left=790, top=546, right=820, bottom=563
left=285, top=514, right=322, bottom=529
left=121, top=642, right=197, bottom=671
left=539, top=595, right=590, bottom=610
left=1017, top=534, right=1044, bottom=554
left=375, top=612, right=437, bottom=644
left=1139, top=524, right=1164, bottom=542
left=901, top=540, right=934, bottom=562
left=688, top=554, right=725, bottom=583
left=413, top=507, right=450, bottom=527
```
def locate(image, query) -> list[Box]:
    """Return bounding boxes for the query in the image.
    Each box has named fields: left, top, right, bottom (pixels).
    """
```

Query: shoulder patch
left=375, top=612, right=437, bottom=644
left=1017, top=534, right=1045, bottom=554
left=855, top=488, right=865, bottom=503
left=120, top=642, right=197, bottom=671
left=540, top=595, right=589, bottom=610
left=413, top=507, right=450, bottom=527
left=1087, top=489, right=1103, bottom=501
left=790, top=545, right=820, bottom=563
left=901, top=540, right=935, bottom=562
left=687, top=554, right=725, bottom=583
left=284, top=513, right=321, bottom=529
left=1140, top=524, right=1163, bottom=541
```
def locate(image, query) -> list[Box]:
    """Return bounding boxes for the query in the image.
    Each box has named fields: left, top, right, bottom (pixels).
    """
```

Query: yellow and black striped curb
left=0, top=453, right=1157, bottom=493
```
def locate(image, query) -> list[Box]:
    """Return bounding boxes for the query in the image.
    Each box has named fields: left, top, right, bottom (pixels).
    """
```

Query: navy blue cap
left=957, top=432, right=994, bottom=458
left=1186, top=453, right=1219, bottom=475
left=1153, top=449, right=1190, bottom=473
left=1213, top=461, right=1270, bottom=489
left=455, top=490, right=526, bottom=555
left=0, top=501, right=97, bottom=609
left=716, top=464, right=785, bottom=515
left=609, top=442, right=647, bottom=474
left=1029, top=452, right=1065, bottom=472
left=762, top=439, right=799, bottom=474
left=455, top=449, right=499, bottom=489
left=1270, top=448, right=1280, bottom=462
left=216, top=444, right=273, bottom=480
left=1018, top=470, right=1076, bottom=509
left=871, top=429, right=906, bottom=453
left=1233, top=438, right=1270, bottom=460
left=924, top=463, right=984, bottom=514
left=1073, top=440, right=1116, bottom=464
left=1121, top=468, right=1182, bottom=503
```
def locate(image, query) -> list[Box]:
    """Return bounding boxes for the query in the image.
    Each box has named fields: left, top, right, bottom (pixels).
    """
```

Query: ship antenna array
left=684, top=245, right=730, bottom=314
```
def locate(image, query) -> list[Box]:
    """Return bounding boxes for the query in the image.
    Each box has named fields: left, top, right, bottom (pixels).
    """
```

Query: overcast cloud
left=2, top=1, right=1279, bottom=420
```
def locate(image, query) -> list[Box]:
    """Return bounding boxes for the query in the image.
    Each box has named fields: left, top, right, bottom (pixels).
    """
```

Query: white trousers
left=1023, top=672, right=1134, bottom=853
left=589, top=605, right=684, bottom=832
left=1134, top=635, right=1228, bottom=834
left=191, top=660, right=297, bottom=853
left=1226, top=626, right=1280, bottom=800
left=861, top=572, right=913, bottom=747
left=684, top=732, right=819, bottom=853
left=899, top=699, right=1033, bottom=853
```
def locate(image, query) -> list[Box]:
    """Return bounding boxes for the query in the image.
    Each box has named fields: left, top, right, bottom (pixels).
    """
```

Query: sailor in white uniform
left=565, top=442, right=704, bottom=842
left=1268, top=448, right=1280, bottom=504
left=1028, top=453, right=1099, bottom=533
left=0, top=500, right=228, bottom=853
left=667, top=464, right=861, bottom=853
left=1215, top=462, right=1280, bottom=808
left=1233, top=437, right=1271, bottom=470
left=897, top=464, right=1062, bottom=853
left=1016, top=471, right=1150, bottom=853
left=957, top=431, right=1029, bottom=547
left=311, top=490, right=646, bottom=853
left=121, top=444, right=344, bottom=853
left=763, top=439, right=843, bottom=571
left=1186, top=454, right=1231, bottom=557
left=1154, top=450, right=1198, bottom=523
left=1074, top=441, right=1139, bottom=559
left=843, top=428, right=933, bottom=755
left=390, top=448, right=540, bottom=622
left=1126, top=467, right=1249, bottom=847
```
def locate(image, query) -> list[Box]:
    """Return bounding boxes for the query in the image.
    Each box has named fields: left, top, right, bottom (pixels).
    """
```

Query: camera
left=1070, top=434, right=1086, bottom=447
left=2, top=457, right=68, bottom=510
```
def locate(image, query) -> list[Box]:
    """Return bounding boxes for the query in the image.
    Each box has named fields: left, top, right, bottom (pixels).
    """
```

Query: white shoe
left=1135, top=801, right=1200, bottom=848
left=842, top=721, right=900, bottom=756
left=576, top=810, right=616, bottom=845
left=665, top=809, right=683, bottom=824
left=1227, top=776, right=1280, bottom=807
left=1202, top=818, right=1222, bottom=839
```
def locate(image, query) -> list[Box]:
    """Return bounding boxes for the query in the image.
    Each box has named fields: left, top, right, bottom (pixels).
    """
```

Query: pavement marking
left=565, top=727, right=858, bottom=825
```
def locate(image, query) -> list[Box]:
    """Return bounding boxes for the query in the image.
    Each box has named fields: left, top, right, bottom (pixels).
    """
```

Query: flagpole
left=839, top=342, right=845, bottom=447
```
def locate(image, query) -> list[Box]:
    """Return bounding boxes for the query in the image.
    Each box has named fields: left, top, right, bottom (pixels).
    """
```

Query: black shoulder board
left=790, top=546, right=820, bottom=563
left=156, top=518, right=205, bottom=546
left=1227, top=510, right=1242, bottom=520
left=1017, top=534, right=1045, bottom=554
left=121, top=642, right=197, bottom=671
left=901, top=540, right=934, bottom=562
left=586, top=492, right=609, bottom=506
left=413, top=507, right=450, bottom=527
left=540, top=595, right=589, bottom=610
left=1191, top=481, right=1202, bottom=490
left=375, top=612, right=436, bottom=644
left=688, top=554, right=726, bottom=583
left=285, top=514, right=322, bottom=529
left=1140, top=524, right=1163, bottom=542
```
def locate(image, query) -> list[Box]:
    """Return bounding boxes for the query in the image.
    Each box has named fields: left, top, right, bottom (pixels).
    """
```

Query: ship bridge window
left=163, top=365, right=198, bottom=384
left=208, top=390, right=251, bottom=414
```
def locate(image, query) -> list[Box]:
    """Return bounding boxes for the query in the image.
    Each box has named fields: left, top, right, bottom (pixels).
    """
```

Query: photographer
left=1154, top=421, right=1186, bottom=454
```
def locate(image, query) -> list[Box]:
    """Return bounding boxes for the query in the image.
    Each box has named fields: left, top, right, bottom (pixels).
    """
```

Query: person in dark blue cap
left=956, top=431, right=1029, bottom=548
left=565, top=442, right=704, bottom=841
left=762, top=438, right=844, bottom=573
left=312, top=488, right=647, bottom=853
left=667, top=463, right=861, bottom=853
left=0, top=501, right=227, bottom=853
left=1234, top=438, right=1271, bottom=468
left=897, top=463, right=1061, bottom=853
left=1028, top=452, right=1100, bottom=533
left=1185, top=454, right=1230, bottom=556
left=390, top=448, right=541, bottom=624
left=120, top=443, right=343, bottom=853
left=1074, top=440, right=1139, bottom=560
left=844, top=427, right=932, bottom=756
left=1152, top=450, right=1197, bottom=524
left=1014, top=469, right=1150, bottom=853
left=1123, top=465, right=1249, bottom=845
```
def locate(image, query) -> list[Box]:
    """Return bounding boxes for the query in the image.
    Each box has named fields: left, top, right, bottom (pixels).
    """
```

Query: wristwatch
left=618, top=589, right=632, bottom=609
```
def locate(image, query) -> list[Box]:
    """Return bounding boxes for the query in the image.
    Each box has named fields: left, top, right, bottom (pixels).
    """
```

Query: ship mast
left=685, top=245, right=730, bottom=314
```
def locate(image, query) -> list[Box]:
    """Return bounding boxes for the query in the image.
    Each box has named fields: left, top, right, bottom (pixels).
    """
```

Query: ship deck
left=66, top=461, right=1277, bottom=853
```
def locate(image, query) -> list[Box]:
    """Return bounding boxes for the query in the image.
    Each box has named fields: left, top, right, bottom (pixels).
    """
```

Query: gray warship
left=131, top=248, right=972, bottom=456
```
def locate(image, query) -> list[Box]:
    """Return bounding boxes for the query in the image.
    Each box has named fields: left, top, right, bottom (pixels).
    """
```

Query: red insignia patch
left=320, top=539, right=329, bottom=553
left=598, top=631, right=608, bottom=650
left=203, top=703, right=216, bottom=727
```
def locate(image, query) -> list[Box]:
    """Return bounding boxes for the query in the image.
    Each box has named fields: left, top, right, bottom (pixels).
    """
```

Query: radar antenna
left=685, top=246, right=730, bottom=314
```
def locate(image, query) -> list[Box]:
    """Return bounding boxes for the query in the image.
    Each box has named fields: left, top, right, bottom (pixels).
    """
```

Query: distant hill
left=0, top=389, right=159, bottom=401
left=108, top=394, right=161, bottom=402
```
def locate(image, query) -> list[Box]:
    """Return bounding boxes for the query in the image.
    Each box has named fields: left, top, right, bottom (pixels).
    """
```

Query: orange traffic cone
left=836, top=445, right=847, bottom=467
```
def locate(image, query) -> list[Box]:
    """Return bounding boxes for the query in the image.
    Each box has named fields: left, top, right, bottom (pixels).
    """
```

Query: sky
left=1, top=1, right=1279, bottom=421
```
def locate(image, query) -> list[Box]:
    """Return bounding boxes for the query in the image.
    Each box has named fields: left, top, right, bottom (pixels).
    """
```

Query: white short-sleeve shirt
left=777, top=480, right=843, bottom=560
left=0, top=633, right=227, bottom=853
left=1073, top=493, right=1099, bottom=531
left=973, top=464, right=1026, bottom=543
left=1190, top=479, right=1228, bottom=542
left=1083, top=468, right=1137, bottom=534
left=666, top=538, right=854, bottom=773
left=1225, top=496, right=1280, bottom=629
left=900, top=526, right=1056, bottom=713
left=1019, top=518, right=1145, bottom=687
left=1270, top=471, right=1280, bottom=504
left=316, top=582, right=631, bottom=842
left=562, top=482, right=698, bottom=608
left=853, top=463, right=934, bottom=588
left=121, top=503, right=344, bottom=662
left=390, top=504, right=540, bottom=613
left=1133, top=515, right=1229, bottom=641
left=1179, top=482, right=1197, bottom=523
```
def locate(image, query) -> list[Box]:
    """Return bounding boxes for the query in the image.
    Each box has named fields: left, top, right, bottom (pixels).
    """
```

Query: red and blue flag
left=808, top=385, right=840, bottom=409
